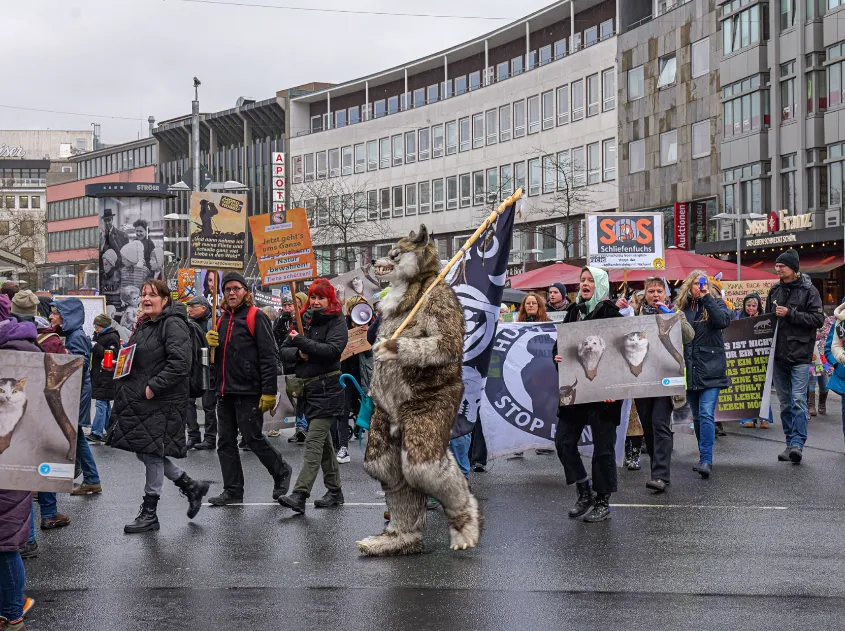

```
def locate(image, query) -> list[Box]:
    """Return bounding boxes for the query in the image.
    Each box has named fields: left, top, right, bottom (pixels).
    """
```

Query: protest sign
left=586, top=212, right=664, bottom=269
left=556, top=313, right=685, bottom=404
left=249, top=208, right=317, bottom=284
left=715, top=314, right=776, bottom=421
left=0, top=351, right=83, bottom=492
left=721, top=279, right=777, bottom=310
left=331, top=267, right=381, bottom=303
left=341, top=327, right=372, bottom=361
left=189, top=192, right=247, bottom=270
left=176, top=268, right=197, bottom=302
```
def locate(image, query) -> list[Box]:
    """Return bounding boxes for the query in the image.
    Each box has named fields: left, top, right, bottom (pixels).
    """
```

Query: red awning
left=748, top=253, right=843, bottom=276
left=508, top=262, right=584, bottom=290
left=606, top=249, right=778, bottom=282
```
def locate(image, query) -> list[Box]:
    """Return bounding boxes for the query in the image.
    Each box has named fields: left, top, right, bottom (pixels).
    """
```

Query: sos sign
left=586, top=212, right=664, bottom=269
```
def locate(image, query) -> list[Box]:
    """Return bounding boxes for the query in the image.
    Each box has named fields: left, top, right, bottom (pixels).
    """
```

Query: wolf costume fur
left=358, top=225, right=481, bottom=556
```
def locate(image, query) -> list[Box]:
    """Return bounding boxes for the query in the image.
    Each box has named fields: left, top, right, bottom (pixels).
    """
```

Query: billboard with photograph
left=586, top=212, right=664, bottom=270
left=189, top=192, right=247, bottom=270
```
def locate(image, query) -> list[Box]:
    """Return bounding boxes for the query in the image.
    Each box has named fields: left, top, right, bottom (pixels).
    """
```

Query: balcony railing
left=0, top=178, right=46, bottom=188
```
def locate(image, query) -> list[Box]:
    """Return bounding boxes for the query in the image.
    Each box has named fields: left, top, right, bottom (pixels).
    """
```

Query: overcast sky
left=4, top=0, right=550, bottom=144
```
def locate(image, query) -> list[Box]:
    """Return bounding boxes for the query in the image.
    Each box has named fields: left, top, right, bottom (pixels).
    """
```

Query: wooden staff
left=390, top=188, right=524, bottom=341
left=293, top=281, right=305, bottom=334
left=211, top=269, right=219, bottom=362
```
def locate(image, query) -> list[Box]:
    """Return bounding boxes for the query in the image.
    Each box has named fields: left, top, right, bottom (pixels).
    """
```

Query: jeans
left=136, top=453, right=185, bottom=495
left=773, top=362, right=810, bottom=448
left=292, top=417, right=341, bottom=497
left=217, top=394, right=290, bottom=496
left=809, top=370, right=828, bottom=393
left=634, top=396, right=673, bottom=482
left=0, top=551, right=25, bottom=622
left=688, top=388, right=720, bottom=465
left=450, top=434, right=471, bottom=478
left=76, top=424, right=100, bottom=485
left=91, top=399, right=111, bottom=437
left=27, top=490, right=58, bottom=541
left=330, top=416, right=349, bottom=451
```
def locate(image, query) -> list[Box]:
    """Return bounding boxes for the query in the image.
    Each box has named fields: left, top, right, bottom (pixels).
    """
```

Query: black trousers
left=331, top=415, right=350, bottom=451
left=554, top=404, right=619, bottom=495
left=469, top=419, right=487, bottom=466
left=634, top=396, right=674, bottom=483
left=186, top=389, right=218, bottom=442
left=217, top=394, right=289, bottom=496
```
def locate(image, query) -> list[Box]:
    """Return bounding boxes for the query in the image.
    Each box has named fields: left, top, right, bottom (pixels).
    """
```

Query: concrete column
left=796, top=0, right=808, bottom=217
left=525, top=21, right=530, bottom=60
left=365, top=81, right=369, bottom=120
left=484, top=40, right=489, bottom=85
left=444, top=56, right=448, bottom=97
left=770, top=4, right=782, bottom=223
left=404, top=68, right=409, bottom=110
left=327, top=92, right=331, bottom=129
left=208, top=125, right=218, bottom=154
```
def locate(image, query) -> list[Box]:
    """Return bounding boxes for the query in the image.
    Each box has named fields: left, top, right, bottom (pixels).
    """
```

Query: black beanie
left=776, top=249, right=800, bottom=273
left=550, top=282, right=568, bottom=299
left=221, top=271, right=249, bottom=290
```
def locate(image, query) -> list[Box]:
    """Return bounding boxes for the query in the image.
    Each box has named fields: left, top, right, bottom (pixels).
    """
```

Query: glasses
left=223, top=287, right=245, bottom=294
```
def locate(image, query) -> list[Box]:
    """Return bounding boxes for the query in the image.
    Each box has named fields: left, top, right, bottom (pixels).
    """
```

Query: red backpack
left=217, top=306, right=260, bottom=337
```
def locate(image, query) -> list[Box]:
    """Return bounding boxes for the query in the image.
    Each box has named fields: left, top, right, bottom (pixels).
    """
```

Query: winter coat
left=765, top=273, right=825, bottom=365
left=0, top=318, right=40, bottom=352
left=0, top=490, right=33, bottom=552
left=824, top=302, right=845, bottom=395
left=280, top=308, right=348, bottom=420
left=107, top=301, right=192, bottom=458
left=274, top=312, right=297, bottom=374
left=214, top=301, right=278, bottom=397
left=53, top=299, right=93, bottom=426
left=91, top=326, right=121, bottom=401
left=555, top=299, right=624, bottom=426
left=36, top=325, right=68, bottom=355
left=680, top=293, right=732, bottom=391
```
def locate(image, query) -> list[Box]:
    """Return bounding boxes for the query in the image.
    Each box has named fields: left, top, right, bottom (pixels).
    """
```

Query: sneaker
left=70, top=482, right=102, bottom=496
left=759, top=420, right=770, bottom=429
left=267, top=430, right=281, bottom=437
left=41, top=513, right=71, bottom=529
left=192, top=439, right=216, bottom=450
left=86, top=433, right=103, bottom=443
left=23, top=595, right=35, bottom=616
left=778, top=447, right=792, bottom=462
left=19, top=540, right=38, bottom=560
left=789, top=446, right=803, bottom=464
left=739, top=421, right=756, bottom=428
left=715, top=422, right=727, bottom=437
left=336, top=447, right=351, bottom=464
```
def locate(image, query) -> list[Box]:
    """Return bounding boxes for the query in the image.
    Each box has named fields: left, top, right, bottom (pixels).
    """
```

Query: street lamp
left=711, top=212, right=767, bottom=281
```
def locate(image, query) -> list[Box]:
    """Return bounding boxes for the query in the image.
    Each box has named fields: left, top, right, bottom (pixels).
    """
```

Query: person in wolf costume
left=357, top=225, right=481, bottom=556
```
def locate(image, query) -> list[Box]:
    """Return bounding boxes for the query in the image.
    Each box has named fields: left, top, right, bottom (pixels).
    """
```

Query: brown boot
left=808, top=392, right=817, bottom=417
left=818, top=391, right=828, bottom=415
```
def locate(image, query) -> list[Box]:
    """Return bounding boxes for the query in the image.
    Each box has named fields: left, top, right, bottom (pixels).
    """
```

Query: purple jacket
left=0, top=490, right=33, bottom=551
left=0, top=318, right=40, bottom=352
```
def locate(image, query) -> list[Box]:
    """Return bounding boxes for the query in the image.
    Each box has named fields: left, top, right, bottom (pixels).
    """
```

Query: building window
left=554, top=85, right=570, bottom=126
left=473, top=171, right=485, bottom=205
left=19, top=196, right=28, bottom=210
left=473, top=113, right=484, bottom=149
left=603, top=139, right=617, bottom=181
left=484, top=109, right=498, bottom=145
left=572, top=79, right=584, bottom=121
left=692, top=38, right=710, bottom=78
left=600, top=18, right=614, bottom=40
left=780, top=0, right=796, bottom=30
left=585, top=26, right=598, bottom=47
left=658, top=54, right=677, bottom=88
left=433, top=124, right=445, bottom=158
left=514, top=161, right=526, bottom=193
left=419, top=128, right=430, bottom=160
left=501, top=164, right=514, bottom=197
left=405, top=131, right=417, bottom=164
left=723, top=74, right=770, bottom=137
left=459, top=117, right=471, bottom=152
left=304, top=153, right=315, bottom=181
left=354, top=143, right=365, bottom=173
left=512, top=56, right=523, bottom=76
left=455, top=75, right=467, bottom=95
left=514, top=100, right=526, bottom=137
left=405, top=184, right=417, bottom=216
left=572, top=147, right=585, bottom=187
left=629, top=139, right=646, bottom=173
left=413, top=88, right=425, bottom=108
left=433, top=179, right=445, bottom=212
left=3, top=197, right=13, bottom=210
left=392, top=186, right=403, bottom=217
left=446, top=176, right=458, bottom=210
left=554, top=39, right=566, bottom=60
left=586, top=74, right=599, bottom=116
left=341, top=147, right=352, bottom=176
left=379, top=138, right=390, bottom=169
left=722, top=4, right=766, bottom=55
left=374, top=99, right=386, bottom=118
left=602, top=70, right=615, bottom=111
left=293, top=156, right=304, bottom=183
left=781, top=74, right=796, bottom=122
left=500, top=104, right=512, bottom=142
left=392, top=134, right=404, bottom=166
left=692, top=120, right=711, bottom=158
left=378, top=189, right=390, bottom=220
left=807, top=69, right=827, bottom=113
left=367, top=140, right=378, bottom=171
left=660, top=130, right=678, bottom=165
left=31, top=196, right=40, bottom=209
left=349, top=106, right=360, bottom=125
left=628, top=65, right=644, bottom=101
left=335, top=110, right=347, bottom=128
left=367, top=190, right=378, bottom=220
left=388, top=95, right=400, bottom=115
left=826, top=43, right=845, bottom=109
left=539, top=44, right=553, bottom=65
left=528, top=158, right=541, bottom=196
left=445, top=121, right=456, bottom=155
left=469, top=71, right=481, bottom=91
left=557, top=150, right=570, bottom=190
left=542, top=156, right=555, bottom=194
left=724, top=162, right=768, bottom=215
left=527, top=95, right=540, bottom=134
left=419, top=181, right=431, bottom=214
left=587, top=143, right=601, bottom=185
left=460, top=173, right=472, bottom=207
left=528, top=50, right=538, bottom=70
left=537, top=90, right=553, bottom=130
left=310, top=116, right=322, bottom=133
left=316, top=151, right=327, bottom=179
left=497, top=61, right=509, bottom=82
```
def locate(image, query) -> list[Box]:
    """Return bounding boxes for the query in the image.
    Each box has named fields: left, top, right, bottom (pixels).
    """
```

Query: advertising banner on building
left=556, top=313, right=686, bottom=405
left=715, top=315, right=777, bottom=422
left=0, top=350, right=83, bottom=493
left=586, top=212, right=664, bottom=269
left=673, top=202, right=689, bottom=250
left=99, top=196, right=164, bottom=327
left=721, top=280, right=778, bottom=310
left=249, top=208, right=317, bottom=285
left=189, top=192, right=247, bottom=270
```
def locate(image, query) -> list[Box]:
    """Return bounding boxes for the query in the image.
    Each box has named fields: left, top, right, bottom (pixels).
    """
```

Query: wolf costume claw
left=359, top=225, right=481, bottom=556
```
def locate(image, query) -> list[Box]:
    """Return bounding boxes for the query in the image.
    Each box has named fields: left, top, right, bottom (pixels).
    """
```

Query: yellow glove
left=259, top=394, right=276, bottom=413
left=206, top=330, right=219, bottom=348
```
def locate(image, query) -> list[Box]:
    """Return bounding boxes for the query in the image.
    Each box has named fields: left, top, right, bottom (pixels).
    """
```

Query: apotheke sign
left=745, top=209, right=813, bottom=236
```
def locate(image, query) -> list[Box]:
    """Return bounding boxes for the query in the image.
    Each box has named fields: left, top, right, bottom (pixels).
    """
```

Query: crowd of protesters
left=0, top=247, right=838, bottom=628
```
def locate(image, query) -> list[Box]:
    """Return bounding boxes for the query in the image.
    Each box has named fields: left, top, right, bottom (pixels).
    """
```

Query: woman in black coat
left=676, top=270, right=732, bottom=479
left=106, top=279, right=209, bottom=533
left=277, top=278, right=348, bottom=514
left=553, top=266, right=622, bottom=523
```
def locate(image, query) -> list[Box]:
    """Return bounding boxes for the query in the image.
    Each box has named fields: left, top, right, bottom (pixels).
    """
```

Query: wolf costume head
left=373, top=225, right=441, bottom=317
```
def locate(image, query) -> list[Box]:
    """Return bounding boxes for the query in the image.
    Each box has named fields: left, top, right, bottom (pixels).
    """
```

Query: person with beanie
left=766, top=248, right=825, bottom=464
left=547, top=282, right=570, bottom=312
left=737, top=293, right=773, bottom=430
left=89, top=313, right=121, bottom=443
left=10, top=290, right=38, bottom=317
left=184, top=295, right=217, bottom=450
left=204, top=271, right=292, bottom=506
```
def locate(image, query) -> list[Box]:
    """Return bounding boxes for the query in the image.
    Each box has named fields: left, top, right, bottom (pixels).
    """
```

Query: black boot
left=272, top=462, right=293, bottom=501
left=208, top=489, right=243, bottom=506
left=582, top=493, right=611, bottom=522
left=568, top=480, right=594, bottom=519
left=278, top=491, right=307, bottom=514
left=124, top=494, right=160, bottom=533
left=313, top=489, right=344, bottom=508
left=628, top=445, right=641, bottom=471
left=173, top=473, right=210, bottom=519
left=193, top=438, right=216, bottom=450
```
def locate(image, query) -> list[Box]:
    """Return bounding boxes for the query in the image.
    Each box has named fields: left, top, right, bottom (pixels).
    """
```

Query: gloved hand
left=259, top=394, right=276, bottom=413
left=206, top=330, right=219, bottom=348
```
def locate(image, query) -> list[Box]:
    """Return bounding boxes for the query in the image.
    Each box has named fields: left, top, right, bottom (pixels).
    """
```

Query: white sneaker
left=336, top=447, right=351, bottom=464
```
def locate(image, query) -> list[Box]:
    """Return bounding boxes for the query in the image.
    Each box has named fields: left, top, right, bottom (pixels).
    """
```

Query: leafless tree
left=0, top=207, right=48, bottom=287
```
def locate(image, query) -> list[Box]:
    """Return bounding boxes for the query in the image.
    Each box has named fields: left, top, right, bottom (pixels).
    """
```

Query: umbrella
left=605, top=249, right=778, bottom=282
left=508, top=262, right=584, bottom=290
left=339, top=373, right=374, bottom=430
left=501, top=288, right=527, bottom=304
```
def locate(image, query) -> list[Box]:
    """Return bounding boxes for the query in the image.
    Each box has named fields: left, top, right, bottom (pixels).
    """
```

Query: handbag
left=285, top=371, right=341, bottom=399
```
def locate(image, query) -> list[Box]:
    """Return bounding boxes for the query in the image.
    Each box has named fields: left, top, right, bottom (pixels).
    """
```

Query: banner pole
left=390, top=188, right=523, bottom=341
left=210, top=270, right=219, bottom=363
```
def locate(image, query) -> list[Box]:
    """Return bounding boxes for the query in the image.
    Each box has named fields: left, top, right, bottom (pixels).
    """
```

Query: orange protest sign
left=176, top=268, right=197, bottom=302
left=248, top=208, right=317, bottom=284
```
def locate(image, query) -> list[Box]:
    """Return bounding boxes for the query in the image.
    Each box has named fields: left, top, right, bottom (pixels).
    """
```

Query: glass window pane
left=419, top=128, right=430, bottom=160
left=572, top=80, right=584, bottom=120
left=558, top=85, right=570, bottom=124
left=514, top=100, right=526, bottom=137
left=528, top=96, right=540, bottom=133
left=587, top=75, right=599, bottom=116
left=434, top=124, right=445, bottom=158
left=473, top=113, right=484, bottom=149
left=602, top=70, right=615, bottom=111
left=542, top=91, right=555, bottom=128
left=486, top=110, right=498, bottom=144
left=500, top=105, right=512, bottom=142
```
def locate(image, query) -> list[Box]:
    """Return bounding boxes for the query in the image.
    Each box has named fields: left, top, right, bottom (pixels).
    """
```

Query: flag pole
left=390, top=188, right=524, bottom=341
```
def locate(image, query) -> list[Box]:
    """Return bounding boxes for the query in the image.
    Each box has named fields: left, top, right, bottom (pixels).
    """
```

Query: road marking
left=204, top=502, right=787, bottom=510
left=203, top=502, right=387, bottom=507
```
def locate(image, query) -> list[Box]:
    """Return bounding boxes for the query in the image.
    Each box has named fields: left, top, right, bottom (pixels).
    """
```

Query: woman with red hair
left=277, top=278, right=349, bottom=514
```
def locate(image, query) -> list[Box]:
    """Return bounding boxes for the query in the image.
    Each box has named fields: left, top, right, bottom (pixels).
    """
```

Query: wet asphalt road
left=23, top=396, right=845, bottom=631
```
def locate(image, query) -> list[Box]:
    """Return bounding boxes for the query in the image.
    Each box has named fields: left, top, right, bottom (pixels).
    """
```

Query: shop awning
left=747, top=253, right=844, bottom=276
left=508, top=262, right=584, bottom=290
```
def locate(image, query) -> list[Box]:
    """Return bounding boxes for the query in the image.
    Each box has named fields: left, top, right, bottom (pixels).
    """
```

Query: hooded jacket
left=825, top=301, right=845, bottom=395
left=765, top=273, right=825, bottom=365
left=736, top=292, right=763, bottom=319
left=107, top=301, right=191, bottom=458
left=676, top=274, right=732, bottom=391
left=91, top=325, right=121, bottom=401
left=54, top=298, right=93, bottom=426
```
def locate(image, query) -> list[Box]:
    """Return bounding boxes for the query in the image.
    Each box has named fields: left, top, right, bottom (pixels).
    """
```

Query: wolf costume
left=357, top=226, right=481, bottom=556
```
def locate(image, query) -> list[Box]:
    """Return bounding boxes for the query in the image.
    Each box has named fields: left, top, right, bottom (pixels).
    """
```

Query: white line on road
left=204, top=502, right=788, bottom=510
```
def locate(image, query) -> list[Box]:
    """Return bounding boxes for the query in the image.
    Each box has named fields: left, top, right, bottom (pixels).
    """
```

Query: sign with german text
left=189, top=192, right=247, bottom=270
left=721, top=279, right=778, bottom=311
left=715, top=315, right=777, bottom=421
left=586, top=212, right=664, bottom=269
left=673, top=202, right=689, bottom=250
left=248, top=208, right=317, bottom=285
left=341, top=327, right=372, bottom=362
left=176, top=268, right=197, bottom=302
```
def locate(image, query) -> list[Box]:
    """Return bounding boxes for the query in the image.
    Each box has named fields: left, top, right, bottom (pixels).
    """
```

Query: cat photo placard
left=0, top=350, right=83, bottom=493
left=555, top=313, right=686, bottom=405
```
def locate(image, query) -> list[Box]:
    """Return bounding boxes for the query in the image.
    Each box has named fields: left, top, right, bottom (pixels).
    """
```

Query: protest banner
left=586, top=212, right=664, bottom=269
left=341, top=327, right=372, bottom=362
left=721, top=279, right=778, bottom=311
left=555, top=313, right=685, bottom=404
left=0, top=350, right=83, bottom=492
left=479, top=323, right=628, bottom=462
left=176, top=268, right=197, bottom=302
left=715, top=314, right=777, bottom=421
left=189, top=192, right=247, bottom=270
left=249, top=208, right=317, bottom=284
left=331, top=267, right=381, bottom=303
